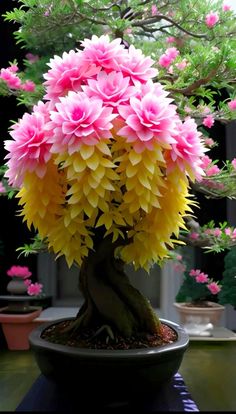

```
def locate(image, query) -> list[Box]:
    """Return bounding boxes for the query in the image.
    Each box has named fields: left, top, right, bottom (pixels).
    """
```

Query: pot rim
left=173, top=301, right=225, bottom=310
left=29, top=317, right=189, bottom=359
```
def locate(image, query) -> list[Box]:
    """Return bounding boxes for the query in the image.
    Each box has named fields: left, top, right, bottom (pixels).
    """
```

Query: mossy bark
left=70, top=236, right=161, bottom=338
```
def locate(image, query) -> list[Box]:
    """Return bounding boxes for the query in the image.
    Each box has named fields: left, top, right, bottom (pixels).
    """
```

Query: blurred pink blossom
left=189, top=232, right=199, bottom=240
left=232, top=158, right=236, bottom=169
left=225, top=228, right=232, bottom=236
left=25, top=53, right=39, bottom=64
left=207, top=282, right=221, bottom=295
left=203, top=115, right=214, bottom=128
left=206, top=165, right=220, bottom=176
left=200, top=155, right=212, bottom=169
left=228, top=100, right=236, bottom=111
left=205, top=12, right=219, bottom=28
left=0, top=68, right=21, bottom=89
left=0, top=182, right=5, bottom=193
left=166, top=36, right=176, bottom=43
left=151, top=5, right=158, bottom=15
left=212, top=228, right=222, bottom=237
left=8, top=64, right=19, bottom=73
left=204, top=138, right=215, bottom=146
left=222, top=3, right=232, bottom=11
left=196, top=272, right=209, bottom=283
left=21, top=80, right=36, bottom=92
left=175, top=59, right=188, bottom=70
left=27, top=282, right=43, bottom=296
left=7, top=265, right=32, bottom=279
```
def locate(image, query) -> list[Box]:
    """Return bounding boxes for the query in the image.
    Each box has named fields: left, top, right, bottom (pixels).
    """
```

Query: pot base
left=29, top=318, right=189, bottom=398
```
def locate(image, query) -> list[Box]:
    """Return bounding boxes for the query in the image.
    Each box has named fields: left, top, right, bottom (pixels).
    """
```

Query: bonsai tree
left=1, top=0, right=236, bottom=345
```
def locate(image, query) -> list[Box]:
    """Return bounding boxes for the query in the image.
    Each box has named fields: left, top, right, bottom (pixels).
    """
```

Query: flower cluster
left=186, top=220, right=236, bottom=253
left=175, top=266, right=222, bottom=304
left=4, top=35, right=206, bottom=270
left=6, top=265, right=43, bottom=296
left=0, top=64, right=35, bottom=92
left=7, top=265, right=32, bottom=279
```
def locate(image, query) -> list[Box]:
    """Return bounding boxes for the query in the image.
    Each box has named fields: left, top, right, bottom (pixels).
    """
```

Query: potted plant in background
left=6, top=264, right=33, bottom=295
left=0, top=0, right=236, bottom=406
left=170, top=251, right=224, bottom=335
left=0, top=264, right=43, bottom=350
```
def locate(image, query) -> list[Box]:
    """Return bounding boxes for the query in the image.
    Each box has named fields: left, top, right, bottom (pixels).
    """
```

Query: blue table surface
left=16, top=372, right=199, bottom=412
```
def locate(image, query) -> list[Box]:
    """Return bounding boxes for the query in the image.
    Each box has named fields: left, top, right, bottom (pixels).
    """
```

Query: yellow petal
left=80, top=145, right=94, bottom=160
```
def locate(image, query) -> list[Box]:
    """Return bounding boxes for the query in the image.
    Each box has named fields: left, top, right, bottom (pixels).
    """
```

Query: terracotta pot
left=0, top=306, right=42, bottom=350
left=173, top=301, right=225, bottom=326
left=29, top=318, right=189, bottom=403
left=6, top=278, right=28, bottom=295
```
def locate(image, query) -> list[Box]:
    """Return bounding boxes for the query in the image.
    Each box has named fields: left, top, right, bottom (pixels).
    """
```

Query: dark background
left=0, top=0, right=37, bottom=293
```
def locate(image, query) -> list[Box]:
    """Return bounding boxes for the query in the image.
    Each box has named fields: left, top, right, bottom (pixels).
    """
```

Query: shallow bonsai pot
left=29, top=318, right=189, bottom=401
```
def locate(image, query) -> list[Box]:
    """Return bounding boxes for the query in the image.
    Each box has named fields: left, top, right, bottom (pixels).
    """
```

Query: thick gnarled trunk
left=71, top=237, right=161, bottom=338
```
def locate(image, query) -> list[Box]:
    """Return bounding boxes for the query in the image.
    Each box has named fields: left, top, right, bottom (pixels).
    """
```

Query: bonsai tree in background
left=0, top=0, right=236, bottom=343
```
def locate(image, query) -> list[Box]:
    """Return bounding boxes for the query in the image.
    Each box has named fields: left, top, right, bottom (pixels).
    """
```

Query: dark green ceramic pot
left=29, top=318, right=189, bottom=402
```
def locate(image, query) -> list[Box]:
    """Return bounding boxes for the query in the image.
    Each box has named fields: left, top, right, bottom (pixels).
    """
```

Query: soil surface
left=41, top=320, right=177, bottom=350
left=184, top=301, right=218, bottom=308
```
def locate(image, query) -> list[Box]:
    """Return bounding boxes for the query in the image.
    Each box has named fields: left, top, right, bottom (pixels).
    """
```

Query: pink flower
left=175, top=59, right=188, bottom=70
left=232, top=158, right=236, bottom=170
left=222, top=3, right=232, bottom=12
left=200, top=155, right=212, bottom=169
left=167, top=118, right=206, bottom=180
left=196, top=272, right=209, bottom=283
left=0, top=182, right=5, bottom=193
left=205, top=12, right=219, bottom=28
left=166, top=37, right=176, bottom=44
left=43, top=49, right=99, bottom=102
left=158, top=54, right=172, bottom=68
left=117, top=84, right=177, bottom=152
left=0, top=68, right=21, bottom=89
left=81, top=35, right=126, bottom=72
left=4, top=101, right=53, bottom=187
left=225, top=228, right=232, bottom=236
left=207, top=282, right=221, bottom=295
left=203, top=115, right=214, bottom=128
left=151, top=5, right=158, bottom=15
left=7, top=265, right=32, bottom=279
left=82, top=71, right=136, bottom=108
left=21, top=80, right=36, bottom=92
left=206, top=165, right=220, bottom=176
left=189, top=269, right=201, bottom=276
left=189, top=232, right=199, bottom=240
left=158, top=47, right=179, bottom=68
left=228, top=100, right=236, bottom=111
left=24, top=279, right=32, bottom=286
left=212, top=228, right=222, bottom=237
left=166, top=47, right=179, bottom=60
left=173, top=263, right=186, bottom=273
left=118, top=45, right=158, bottom=85
left=204, top=228, right=213, bottom=235
left=25, top=53, right=39, bottom=64
left=27, top=282, right=43, bottom=296
left=8, top=64, right=19, bottom=73
left=232, top=229, right=236, bottom=239
left=49, top=91, right=116, bottom=154
left=204, top=138, right=215, bottom=147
